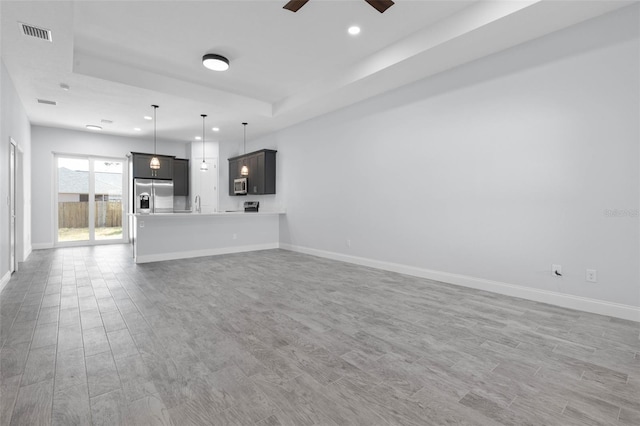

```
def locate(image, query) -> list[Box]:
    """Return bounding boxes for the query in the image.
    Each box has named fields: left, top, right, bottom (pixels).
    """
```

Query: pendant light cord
left=201, top=114, right=207, bottom=159
left=149, top=105, right=161, bottom=170
left=152, top=105, right=158, bottom=155
left=240, top=122, right=249, bottom=176
left=243, top=122, right=248, bottom=154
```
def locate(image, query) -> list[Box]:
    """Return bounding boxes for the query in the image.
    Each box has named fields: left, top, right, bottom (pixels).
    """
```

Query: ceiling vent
left=37, top=99, right=57, bottom=106
left=19, top=22, right=52, bottom=42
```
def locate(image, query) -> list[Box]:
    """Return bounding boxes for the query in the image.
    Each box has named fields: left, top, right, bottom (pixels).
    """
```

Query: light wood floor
left=1, top=245, right=638, bottom=425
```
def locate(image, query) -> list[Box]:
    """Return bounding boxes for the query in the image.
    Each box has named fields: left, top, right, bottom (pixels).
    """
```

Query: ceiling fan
left=284, top=0, right=394, bottom=14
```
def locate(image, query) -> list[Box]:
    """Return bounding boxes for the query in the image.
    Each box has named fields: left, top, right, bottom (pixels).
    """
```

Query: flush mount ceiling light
left=150, top=105, right=160, bottom=170
left=240, top=122, right=249, bottom=176
left=86, top=125, right=102, bottom=131
left=202, top=54, right=229, bottom=71
left=143, top=115, right=152, bottom=120
left=348, top=26, right=361, bottom=35
left=212, top=127, right=220, bottom=132
left=200, top=114, right=208, bottom=172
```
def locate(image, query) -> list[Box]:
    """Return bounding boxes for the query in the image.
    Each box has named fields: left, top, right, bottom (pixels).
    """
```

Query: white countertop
left=129, top=211, right=285, bottom=217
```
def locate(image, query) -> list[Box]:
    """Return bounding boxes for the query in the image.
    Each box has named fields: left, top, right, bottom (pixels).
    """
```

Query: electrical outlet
left=346, top=239, right=351, bottom=248
left=586, top=269, right=597, bottom=283
left=232, top=233, right=237, bottom=240
left=139, top=221, right=144, bottom=228
left=552, top=264, right=562, bottom=277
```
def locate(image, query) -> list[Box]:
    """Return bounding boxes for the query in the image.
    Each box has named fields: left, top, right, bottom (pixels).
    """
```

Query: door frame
left=9, top=138, right=17, bottom=273
left=54, top=154, right=129, bottom=247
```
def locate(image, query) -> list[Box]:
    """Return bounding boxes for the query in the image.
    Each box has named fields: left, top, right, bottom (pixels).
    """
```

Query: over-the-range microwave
left=234, top=178, right=247, bottom=195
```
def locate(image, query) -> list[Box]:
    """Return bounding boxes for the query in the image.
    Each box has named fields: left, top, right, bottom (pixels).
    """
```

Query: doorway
left=55, top=155, right=127, bottom=246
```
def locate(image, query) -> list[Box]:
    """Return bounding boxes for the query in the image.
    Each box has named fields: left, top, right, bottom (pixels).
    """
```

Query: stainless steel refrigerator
left=134, top=179, right=174, bottom=213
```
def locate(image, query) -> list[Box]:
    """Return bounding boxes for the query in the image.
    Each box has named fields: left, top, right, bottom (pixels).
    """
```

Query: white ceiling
left=0, top=0, right=633, bottom=145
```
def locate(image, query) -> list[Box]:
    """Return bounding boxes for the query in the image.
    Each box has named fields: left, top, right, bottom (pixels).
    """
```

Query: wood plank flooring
left=0, top=245, right=638, bottom=425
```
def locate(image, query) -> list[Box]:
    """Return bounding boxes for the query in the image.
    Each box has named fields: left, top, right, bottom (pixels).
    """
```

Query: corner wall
left=246, top=7, right=640, bottom=318
left=0, top=59, right=32, bottom=288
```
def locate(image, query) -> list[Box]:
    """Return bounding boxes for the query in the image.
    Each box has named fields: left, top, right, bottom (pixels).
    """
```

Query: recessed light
left=60, top=83, right=70, bottom=91
left=202, top=54, right=230, bottom=71
left=348, top=26, right=361, bottom=35
left=195, top=136, right=202, bottom=140
left=86, top=125, right=102, bottom=131
left=143, top=116, right=152, bottom=120
left=134, top=127, right=141, bottom=131
left=211, top=127, right=220, bottom=132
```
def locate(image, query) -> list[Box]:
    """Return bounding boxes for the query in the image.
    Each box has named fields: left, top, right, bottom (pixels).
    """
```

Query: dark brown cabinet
left=248, top=154, right=260, bottom=194
left=131, top=153, right=174, bottom=179
left=173, top=159, right=189, bottom=196
left=228, top=149, right=277, bottom=196
left=228, top=158, right=239, bottom=195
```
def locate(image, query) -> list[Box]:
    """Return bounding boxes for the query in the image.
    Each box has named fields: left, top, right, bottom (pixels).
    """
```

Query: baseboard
left=0, top=271, right=11, bottom=293
left=135, top=243, right=280, bottom=264
left=280, top=243, right=640, bottom=323
left=32, top=243, right=54, bottom=250
left=22, top=246, right=32, bottom=262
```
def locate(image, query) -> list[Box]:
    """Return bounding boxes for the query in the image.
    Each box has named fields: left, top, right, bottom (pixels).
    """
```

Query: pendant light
left=200, top=114, right=208, bottom=171
left=240, top=122, right=249, bottom=176
left=149, top=105, right=160, bottom=170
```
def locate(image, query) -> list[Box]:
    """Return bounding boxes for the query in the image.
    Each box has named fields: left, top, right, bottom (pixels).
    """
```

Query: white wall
left=190, top=141, right=219, bottom=213
left=0, top=59, right=32, bottom=285
left=31, top=125, right=189, bottom=247
left=227, top=7, right=640, bottom=314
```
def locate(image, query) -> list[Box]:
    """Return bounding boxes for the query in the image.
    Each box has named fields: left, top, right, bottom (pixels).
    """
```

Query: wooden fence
left=58, top=201, right=122, bottom=228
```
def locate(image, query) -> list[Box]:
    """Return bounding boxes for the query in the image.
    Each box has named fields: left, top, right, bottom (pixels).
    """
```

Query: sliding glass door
left=56, top=155, right=126, bottom=245
left=94, top=160, right=124, bottom=241
left=57, top=157, right=90, bottom=242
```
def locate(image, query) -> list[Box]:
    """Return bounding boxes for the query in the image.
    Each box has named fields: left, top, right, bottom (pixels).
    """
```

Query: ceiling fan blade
left=365, top=0, right=394, bottom=13
left=283, top=0, right=310, bottom=12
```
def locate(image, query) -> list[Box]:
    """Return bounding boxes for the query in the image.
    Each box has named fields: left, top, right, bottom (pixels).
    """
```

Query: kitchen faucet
left=195, top=195, right=201, bottom=213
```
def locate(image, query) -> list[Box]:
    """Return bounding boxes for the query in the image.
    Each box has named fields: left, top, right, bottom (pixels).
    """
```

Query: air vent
left=101, top=119, right=113, bottom=124
left=19, top=22, right=52, bottom=42
left=37, top=99, right=57, bottom=106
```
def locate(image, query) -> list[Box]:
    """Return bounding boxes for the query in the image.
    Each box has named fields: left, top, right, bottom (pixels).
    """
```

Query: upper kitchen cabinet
left=131, top=152, right=174, bottom=179
left=228, top=149, right=277, bottom=195
left=228, top=158, right=240, bottom=195
left=173, top=158, right=189, bottom=196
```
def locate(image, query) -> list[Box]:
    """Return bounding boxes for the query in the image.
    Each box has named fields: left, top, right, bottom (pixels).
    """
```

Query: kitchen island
left=130, top=211, right=284, bottom=263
